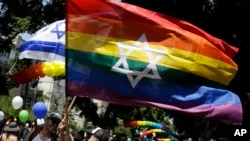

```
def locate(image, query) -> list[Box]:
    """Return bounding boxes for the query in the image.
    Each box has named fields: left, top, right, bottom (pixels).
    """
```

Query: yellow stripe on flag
left=68, top=32, right=237, bottom=85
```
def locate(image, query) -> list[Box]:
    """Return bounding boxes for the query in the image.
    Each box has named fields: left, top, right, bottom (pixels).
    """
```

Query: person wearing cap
left=23, top=112, right=71, bottom=141
left=88, top=127, right=109, bottom=141
left=0, top=121, right=20, bottom=141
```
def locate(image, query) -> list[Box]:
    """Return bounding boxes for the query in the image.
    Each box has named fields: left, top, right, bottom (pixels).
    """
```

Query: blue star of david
left=50, top=22, right=65, bottom=39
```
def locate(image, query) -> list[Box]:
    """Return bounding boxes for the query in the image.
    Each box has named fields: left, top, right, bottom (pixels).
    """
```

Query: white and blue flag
left=19, top=19, right=65, bottom=63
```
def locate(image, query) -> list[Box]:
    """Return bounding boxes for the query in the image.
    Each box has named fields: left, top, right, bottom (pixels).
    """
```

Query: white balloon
left=0, top=111, right=4, bottom=120
left=12, top=96, right=23, bottom=109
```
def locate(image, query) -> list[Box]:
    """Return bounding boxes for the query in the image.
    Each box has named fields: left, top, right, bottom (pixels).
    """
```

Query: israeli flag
left=19, top=19, right=65, bottom=63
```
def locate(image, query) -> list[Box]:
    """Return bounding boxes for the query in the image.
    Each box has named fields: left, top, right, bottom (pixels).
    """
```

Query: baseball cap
left=91, top=127, right=109, bottom=141
left=47, top=112, right=62, bottom=125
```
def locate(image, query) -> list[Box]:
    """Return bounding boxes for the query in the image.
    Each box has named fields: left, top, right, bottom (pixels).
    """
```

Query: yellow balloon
left=59, top=66, right=65, bottom=76
left=46, top=69, right=53, bottom=77
left=42, top=62, right=50, bottom=75
left=42, top=61, right=65, bottom=77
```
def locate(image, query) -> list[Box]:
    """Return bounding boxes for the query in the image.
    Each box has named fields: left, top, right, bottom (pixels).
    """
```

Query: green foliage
left=74, top=97, right=177, bottom=138
left=11, top=16, right=32, bottom=37
left=0, top=0, right=65, bottom=51
left=0, top=93, right=20, bottom=118
left=113, top=124, right=132, bottom=138
left=0, top=93, right=36, bottom=122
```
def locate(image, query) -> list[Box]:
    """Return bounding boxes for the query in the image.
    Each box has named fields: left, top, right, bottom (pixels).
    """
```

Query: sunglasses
left=48, top=118, right=61, bottom=126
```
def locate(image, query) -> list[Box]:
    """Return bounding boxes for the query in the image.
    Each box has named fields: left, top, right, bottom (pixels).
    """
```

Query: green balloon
left=19, top=110, right=29, bottom=122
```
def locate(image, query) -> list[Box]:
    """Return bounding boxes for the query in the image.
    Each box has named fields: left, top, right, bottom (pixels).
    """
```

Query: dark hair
left=134, top=138, right=140, bottom=141
left=78, top=130, right=85, bottom=135
left=117, top=133, right=127, bottom=141
left=47, top=112, right=62, bottom=126
left=28, top=129, right=58, bottom=141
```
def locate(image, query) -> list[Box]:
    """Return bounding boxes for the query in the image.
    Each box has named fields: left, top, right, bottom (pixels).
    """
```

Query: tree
left=74, top=97, right=177, bottom=139
left=0, top=93, right=36, bottom=122
left=0, top=0, right=65, bottom=90
left=0, top=0, right=65, bottom=51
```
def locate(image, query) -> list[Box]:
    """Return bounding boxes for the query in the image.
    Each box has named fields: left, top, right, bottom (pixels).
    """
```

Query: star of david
left=50, top=22, right=65, bottom=39
left=111, top=33, right=166, bottom=88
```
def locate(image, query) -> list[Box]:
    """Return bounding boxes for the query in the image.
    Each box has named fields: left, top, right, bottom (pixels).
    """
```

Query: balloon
left=140, top=129, right=167, bottom=138
left=11, top=61, right=66, bottom=87
left=157, top=139, right=175, bottom=141
left=12, top=96, right=23, bottom=109
left=19, top=110, right=29, bottom=122
left=5, top=118, right=12, bottom=124
left=135, top=129, right=140, bottom=135
left=124, top=121, right=178, bottom=139
left=143, top=136, right=147, bottom=141
left=35, top=63, right=46, bottom=77
left=32, top=102, right=47, bottom=119
left=0, top=111, right=4, bottom=120
left=124, top=121, right=168, bottom=131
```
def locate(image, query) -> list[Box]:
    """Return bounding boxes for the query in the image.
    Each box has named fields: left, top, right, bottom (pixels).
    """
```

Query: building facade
left=1, top=35, right=65, bottom=113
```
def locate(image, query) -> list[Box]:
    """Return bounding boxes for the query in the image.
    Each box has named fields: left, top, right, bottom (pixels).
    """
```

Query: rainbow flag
left=66, top=0, right=242, bottom=125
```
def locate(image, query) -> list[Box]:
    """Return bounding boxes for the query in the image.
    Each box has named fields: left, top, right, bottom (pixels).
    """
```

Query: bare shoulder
left=0, top=133, right=6, bottom=141
left=1, top=133, right=18, bottom=141
left=8, top=134, right=18, bottom=141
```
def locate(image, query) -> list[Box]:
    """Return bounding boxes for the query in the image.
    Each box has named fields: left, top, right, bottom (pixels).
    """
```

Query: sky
left=21, top=32, right=33, bottom=41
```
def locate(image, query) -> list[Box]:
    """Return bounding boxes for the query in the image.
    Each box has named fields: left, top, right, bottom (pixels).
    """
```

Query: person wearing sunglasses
left=23, top=112, right=64, bottom=141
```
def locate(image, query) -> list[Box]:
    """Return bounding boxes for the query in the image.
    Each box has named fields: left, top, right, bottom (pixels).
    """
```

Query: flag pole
left=65, top=96, right=69, bottom=133
left=68, top=96, right=77, bottom=112
left=64, top=96, right=77, bottom=133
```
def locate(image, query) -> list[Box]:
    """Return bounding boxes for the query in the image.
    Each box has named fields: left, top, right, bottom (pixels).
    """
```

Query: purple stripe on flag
left=68, top=82, right=242, bottom=125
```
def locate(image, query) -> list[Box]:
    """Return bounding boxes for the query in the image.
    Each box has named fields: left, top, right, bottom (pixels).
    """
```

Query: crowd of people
left=0, top=112, right=128, bottom=141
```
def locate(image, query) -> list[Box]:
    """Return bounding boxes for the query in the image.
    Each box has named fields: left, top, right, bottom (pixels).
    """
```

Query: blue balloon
left=32, top=102, right=47, bottom=119
left=143, top=136, right=147, bottom=141
left=135, top=129, right=140, bottom=135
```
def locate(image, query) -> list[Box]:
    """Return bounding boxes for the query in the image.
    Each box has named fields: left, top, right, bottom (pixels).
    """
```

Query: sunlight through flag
left=66, top=0, right=242, bottom=125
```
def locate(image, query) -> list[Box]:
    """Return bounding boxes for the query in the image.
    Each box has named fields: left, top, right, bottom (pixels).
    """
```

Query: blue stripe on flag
left=19, top=40, right=65, bottom=56
left=67, top=65, right=242, bottom=106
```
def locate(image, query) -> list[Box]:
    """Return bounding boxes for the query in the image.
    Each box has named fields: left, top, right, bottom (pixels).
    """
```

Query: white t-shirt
left=32, top=134, right=51, bottom=141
